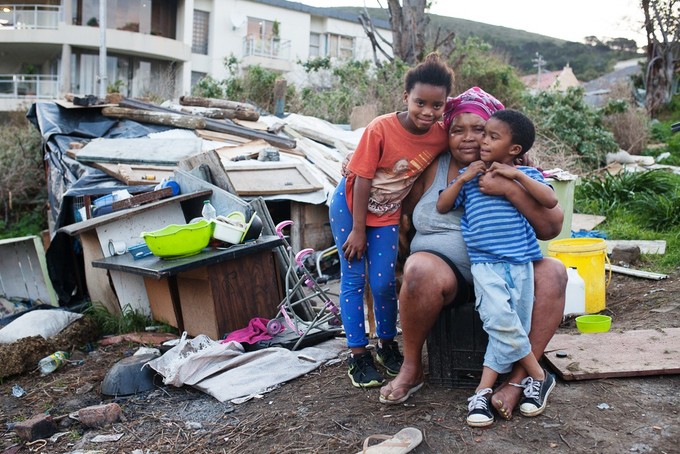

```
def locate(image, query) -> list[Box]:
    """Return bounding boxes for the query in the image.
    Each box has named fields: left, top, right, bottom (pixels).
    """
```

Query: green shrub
left=0, top=113, right=46, bottom=239
left=524, top=87, right=619, bottom=168
left=574, top=169, right=676, bottom=215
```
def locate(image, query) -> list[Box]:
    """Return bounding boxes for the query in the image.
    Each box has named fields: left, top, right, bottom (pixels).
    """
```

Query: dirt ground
left=1, top=269, right=679, bottom=454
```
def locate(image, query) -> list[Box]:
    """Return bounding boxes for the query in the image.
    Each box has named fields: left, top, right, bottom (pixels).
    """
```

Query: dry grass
left=602, top=82, right=650, bottom=155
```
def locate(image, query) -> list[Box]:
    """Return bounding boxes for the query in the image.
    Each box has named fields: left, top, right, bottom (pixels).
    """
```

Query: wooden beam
left=102, top=106, right=207, bottom=130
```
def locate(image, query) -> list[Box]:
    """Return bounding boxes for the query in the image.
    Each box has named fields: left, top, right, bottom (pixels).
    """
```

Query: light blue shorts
left=472, top=262, right=534, bottom=374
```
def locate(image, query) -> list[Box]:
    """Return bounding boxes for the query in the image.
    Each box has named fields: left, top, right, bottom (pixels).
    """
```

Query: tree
left=605, top=37, right=639, bottom=53
left=358, top=0, right=455, bottom=65
left=642, top=0, right=679, bottom=116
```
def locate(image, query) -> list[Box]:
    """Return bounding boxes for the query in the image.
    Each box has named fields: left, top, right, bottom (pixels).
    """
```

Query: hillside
left=339, top=7, right=642, bottom=82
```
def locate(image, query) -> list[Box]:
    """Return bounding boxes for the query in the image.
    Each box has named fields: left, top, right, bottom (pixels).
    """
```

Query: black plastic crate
left=426, top=299, right=487, bottom=389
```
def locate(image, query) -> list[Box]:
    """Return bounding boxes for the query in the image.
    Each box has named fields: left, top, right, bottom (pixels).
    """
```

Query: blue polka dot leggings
left=329, top=178, right=399, bottom=348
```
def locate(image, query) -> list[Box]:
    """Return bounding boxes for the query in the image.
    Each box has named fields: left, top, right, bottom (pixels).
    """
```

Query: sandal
left=379, top=379, right=424, bottom=404
left=356, top=427, right=423, bottom=454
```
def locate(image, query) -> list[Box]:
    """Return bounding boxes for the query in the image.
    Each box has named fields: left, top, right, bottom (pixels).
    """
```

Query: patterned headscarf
left=442, top=86, right=505, bottom=131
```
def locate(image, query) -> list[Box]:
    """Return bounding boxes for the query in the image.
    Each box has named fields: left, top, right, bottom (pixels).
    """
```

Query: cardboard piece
left=544, top=328, right=680, bottom=381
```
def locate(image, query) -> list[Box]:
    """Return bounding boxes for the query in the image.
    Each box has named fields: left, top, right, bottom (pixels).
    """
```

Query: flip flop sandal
left=356, top=427, right=423, bottom=454
left=379, top=381, right=424, bottom=405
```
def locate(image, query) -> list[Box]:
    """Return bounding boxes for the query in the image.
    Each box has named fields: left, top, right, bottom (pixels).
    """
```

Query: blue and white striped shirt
left=453, top=166, right=548, bottom=265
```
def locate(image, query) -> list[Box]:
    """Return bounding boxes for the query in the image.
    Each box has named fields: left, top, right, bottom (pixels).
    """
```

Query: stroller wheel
left=267, top=319, right=283, bottom=336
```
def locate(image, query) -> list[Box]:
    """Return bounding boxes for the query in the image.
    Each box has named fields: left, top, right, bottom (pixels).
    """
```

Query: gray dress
left=410, top=153, right=473, bottom=283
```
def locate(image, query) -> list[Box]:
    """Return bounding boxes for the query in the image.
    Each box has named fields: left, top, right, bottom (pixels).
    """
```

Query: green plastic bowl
left=141, top=219, right=214, bottom=258
left=575, top=315, right=612, bottom=333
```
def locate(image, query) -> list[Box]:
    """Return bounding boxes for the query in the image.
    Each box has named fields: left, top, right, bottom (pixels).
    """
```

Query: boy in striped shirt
left=437, top=109, right=559, bottom=427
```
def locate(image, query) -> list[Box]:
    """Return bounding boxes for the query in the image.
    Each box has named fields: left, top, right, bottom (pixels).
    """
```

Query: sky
left=298, top=0, right=647, bottom=47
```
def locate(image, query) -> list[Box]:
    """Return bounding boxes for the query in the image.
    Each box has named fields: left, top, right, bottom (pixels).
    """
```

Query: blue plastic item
left=127, top=243, right=153, bottom=260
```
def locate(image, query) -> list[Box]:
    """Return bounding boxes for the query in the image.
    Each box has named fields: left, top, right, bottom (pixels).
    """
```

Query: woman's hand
left=342, top=229, right=367, bottom=261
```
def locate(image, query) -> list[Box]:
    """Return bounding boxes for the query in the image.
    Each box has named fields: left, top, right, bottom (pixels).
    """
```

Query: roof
left=521, top=64, right=581, bottom=92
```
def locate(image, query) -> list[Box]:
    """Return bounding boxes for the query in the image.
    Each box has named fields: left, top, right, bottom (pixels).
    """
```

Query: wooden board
left=222, top=163, right=323, bottom=195
left=544, top=328, right=680, bottom=381
left=73, top=138, right=203, bottom=165
left=571, top=213, right=606, bottom=231
left=0, top=236, right=58, bottom=306
left=195, top=129, right=250, bottom=145
left=91, top=163, right=176, bottom=185
left=215, top=139, right=272, bottom=162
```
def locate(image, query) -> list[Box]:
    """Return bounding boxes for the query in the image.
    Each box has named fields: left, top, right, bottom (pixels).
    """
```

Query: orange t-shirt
left=345, top=112, right=447, bottom=226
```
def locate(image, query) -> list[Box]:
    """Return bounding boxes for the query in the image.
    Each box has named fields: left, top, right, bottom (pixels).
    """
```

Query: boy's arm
left=488, top=163, right=557, bottom=208
left=436, top=178, right=464, bottom=213
left=436, top=160, right=487, bottom=213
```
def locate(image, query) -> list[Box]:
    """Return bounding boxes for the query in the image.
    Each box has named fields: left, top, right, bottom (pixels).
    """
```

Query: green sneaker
left=348, top=352, right=385, bottom=388
left=375, top=340, right=404, bottom=377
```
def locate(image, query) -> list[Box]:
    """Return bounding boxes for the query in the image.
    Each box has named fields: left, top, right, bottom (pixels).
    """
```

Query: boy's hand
left=459, top=160, right=487, bottom=183
left=486, top=162, right=519, bottom=179
left=478, top=170, right=514, bottom=196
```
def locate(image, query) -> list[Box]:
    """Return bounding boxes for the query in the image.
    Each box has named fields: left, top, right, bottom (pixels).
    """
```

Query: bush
left=601, top=83, right=650, bottom=155
left=524, top=87, right=619, bottom=169
left=0, top=113, right=46, bottom=239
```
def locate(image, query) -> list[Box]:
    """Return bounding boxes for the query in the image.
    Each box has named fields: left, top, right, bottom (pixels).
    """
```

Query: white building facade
left=0, top=0, right=392, bottom=111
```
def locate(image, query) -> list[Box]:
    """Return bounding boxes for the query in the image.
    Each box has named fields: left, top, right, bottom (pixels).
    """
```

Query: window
left=191, top=71, right=206, bottom=88
left=192, top=10, right=209, bottom=55
left=311, top=33, right=354, bottom=59
left=328, top=34, right=354, bottom=59
left=309, top=33, right=321, bottom=57
left=246, top=17, right=276, bottom=40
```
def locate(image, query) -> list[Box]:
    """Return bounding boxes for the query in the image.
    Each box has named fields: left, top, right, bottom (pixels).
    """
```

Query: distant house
left=521, top=63, right=580, bottom=94
left=582, top=59, right=643, bottom=107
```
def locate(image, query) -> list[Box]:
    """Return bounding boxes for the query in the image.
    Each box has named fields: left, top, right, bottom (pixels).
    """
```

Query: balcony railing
left=242, top=36, right=291, bottom=60
left=0, top=4, right=61, bottom=30
left=0, top=74, right=59, bottom=99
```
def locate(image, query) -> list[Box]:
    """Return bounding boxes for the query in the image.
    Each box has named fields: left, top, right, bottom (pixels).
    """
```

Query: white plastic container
left=564, top=267, right=586, bottom=316
left=212, top=218, right=245, bottom=244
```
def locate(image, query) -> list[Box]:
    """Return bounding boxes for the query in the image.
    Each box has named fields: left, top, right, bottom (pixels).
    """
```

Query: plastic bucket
left=547, top=238, right=609, bottom=314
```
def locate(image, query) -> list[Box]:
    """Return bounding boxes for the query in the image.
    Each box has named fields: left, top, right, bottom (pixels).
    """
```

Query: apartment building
left=0, top=0, right=391, bottom=111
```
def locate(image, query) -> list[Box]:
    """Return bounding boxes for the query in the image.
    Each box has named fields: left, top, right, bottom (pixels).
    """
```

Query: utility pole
left=532, top=52, right=546, bottom=92
left=98, top=0, right=107, bottom=98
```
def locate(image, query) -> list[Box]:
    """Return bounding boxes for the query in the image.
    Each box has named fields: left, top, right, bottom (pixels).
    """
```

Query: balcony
left=0, top=4, right=61, bottom=30
left=242, top=36, right=292, bottom=73
left=0, top=74, right=59, bottom=99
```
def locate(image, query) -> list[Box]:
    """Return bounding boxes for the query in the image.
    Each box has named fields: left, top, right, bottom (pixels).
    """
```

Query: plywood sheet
left=215, top=139, right=272, bottom=162
left=223, top=163, right=323, bottom=195
left=91, top=163, right=176, bottom=185
left=571, top=213, right=606, bottom=231
left=73, top=138, right=202, bottom=165
left=544, top=328, right=680, bottom=381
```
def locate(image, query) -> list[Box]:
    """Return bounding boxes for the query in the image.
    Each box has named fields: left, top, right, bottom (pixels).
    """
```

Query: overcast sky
left=298, top=0, right=647, bottom=47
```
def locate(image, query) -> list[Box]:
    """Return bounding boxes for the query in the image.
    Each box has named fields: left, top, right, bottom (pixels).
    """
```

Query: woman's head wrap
left=442, top=86, right=505, bottom=131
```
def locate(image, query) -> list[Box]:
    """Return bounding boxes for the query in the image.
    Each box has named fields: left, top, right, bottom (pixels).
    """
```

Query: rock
left=611, top=245, right=641, bottom=265
left=77, top=403, right=122, bottom=427
left=14, top=414, right=58, bottom=441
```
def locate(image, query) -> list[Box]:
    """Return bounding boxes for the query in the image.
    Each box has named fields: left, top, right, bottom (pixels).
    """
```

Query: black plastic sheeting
left=26, top=102, right=173, bottom=305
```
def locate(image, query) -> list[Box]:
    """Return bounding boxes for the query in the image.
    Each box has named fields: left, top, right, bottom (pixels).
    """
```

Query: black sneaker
left=375, top=340, right=403, bottom=377
left=348, top=352, right=385, bottom=388
left=518, top=369, right=556, bottom=417
left=466, top=388, right=494, bottom=427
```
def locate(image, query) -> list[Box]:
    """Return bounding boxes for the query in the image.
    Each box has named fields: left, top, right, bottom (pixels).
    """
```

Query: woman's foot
left=491, top=382, right=523, bottom=420
left=379, top=367, right=424, bottom=404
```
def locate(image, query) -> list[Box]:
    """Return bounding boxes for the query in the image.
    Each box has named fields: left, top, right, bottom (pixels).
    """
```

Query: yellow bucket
left=547, top=238, right=610, bottom=314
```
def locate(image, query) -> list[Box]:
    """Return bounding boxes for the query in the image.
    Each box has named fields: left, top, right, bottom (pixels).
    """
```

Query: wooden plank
left=102, top=107, right=207, bottom=130
left=112, top=187, right=174, bottom=211
left=571, top=213, right=606, bottom=231
left=222, top=163, right=324, bottom=195
left=177, top=150, right=238, bottom=194
left=233, top=119, right=269, bottom=131
left=544, top=328, right=680, bottom=381
left=194, top=129, right=250, bottom=144
left=0, top=236, right=58, bottom=306
left=73, top=138, right=203, bottom=166
left=214, top=139, right=272, bottom=163
left=606, top=240, right=666, bottom=254
left=90, top=163, right=176, bottom=185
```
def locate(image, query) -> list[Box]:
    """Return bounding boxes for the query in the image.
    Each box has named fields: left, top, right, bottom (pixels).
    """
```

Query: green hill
left=339, top=7, right=642, bottom=82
